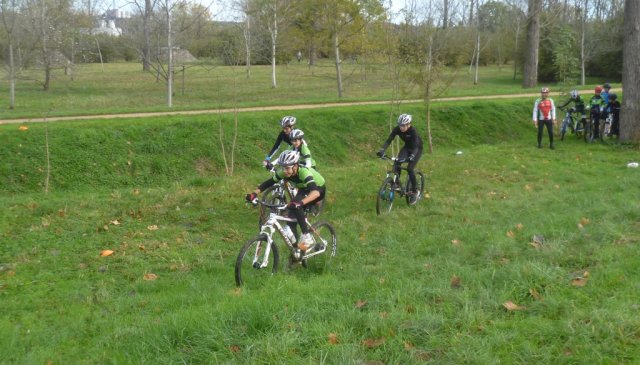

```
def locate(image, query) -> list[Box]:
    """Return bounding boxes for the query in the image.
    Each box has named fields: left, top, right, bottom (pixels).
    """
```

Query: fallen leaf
left=132, top=189, right=141, bottom=195
left=554, top=184, right=560, bottom=189
left=503, top=301, right=526, bottom=311
left=529, top=288, right=543, bottom=301
left=138, top=245, right=146, bottom=251
left=143, top=273, right=158, bottom=281
left=110, top=220, right=121, bottom=225
left=506, top=230, right=515, bottom=238
left=423, top=263, right=433, bottom=270
left=404, top=341, right=415, bottom=350
left=100, top=250, right=114, bottom=257
left=362, top=337, right=385, bottom=348
left=379, top=311, right=388, bottom=318
left=583, top=271, right=590, bottom=278
left=58, top=209, right=66, bottom=217
left=451, top=239, right=461, bottom=246
left=359, top=233, right=366, bottom=241
left=577, top=223, right=584, bottom=229
left=580, top=217, right=590, bottom=226
left=529, top=241, right=543, bottom=249
left=571, top=277, right=588, bottom=287
left=355, top=300, right=368, bottom=309
left=450, top=275, right=461, bottom=288
left=229, top=345, right=241, bottom=353
left=328, top=333, right=339, bottom=344
left=19, top=125, right=29, bottom=131
left=515, top=223, right=524, bottom=230
left=525, top=184, right=533, bottom=190
left=147, top=225, right=158, bottom=231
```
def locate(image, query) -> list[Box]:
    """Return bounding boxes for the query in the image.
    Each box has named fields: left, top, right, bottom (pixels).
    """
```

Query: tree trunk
left=513, top=22, right=520, bottom=80
left=620, top=0, right=640, bottom=142
left=442, top=0, right=448, bottom=29
left=167, top=6, right=173, bottom=107
left=142, top=0, right=152, bottom=71
left=8, top=40, right=15, bottom=109
left=333, top=33, right=343, bottom=98
left=522, top=0, right=542, bottom=88
left=244, top=14, right=251, bottom=78
left=270, top=8, right=277, bottom=89
left=580, top=0, right=588, bottom=85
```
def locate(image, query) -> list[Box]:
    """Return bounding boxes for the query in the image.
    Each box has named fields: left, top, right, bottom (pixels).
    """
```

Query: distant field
left=0, top=60, right=609, bottom=120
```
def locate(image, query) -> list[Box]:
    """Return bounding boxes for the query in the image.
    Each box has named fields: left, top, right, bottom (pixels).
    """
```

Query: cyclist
left=376, top=114, right=423, bottom=205
left=263, top=116, right=297, bottom=169
left=532, top=87, right=556, bottom=149
left=246, top=150, right=326, bottom=252
left=289, top=129, right=317, bottom=169
left=559, top=89, right=587, bottom=134
left=601, top=82, right=611, bottom=116
left=609, top=93, right=621, bottom=138
left=588, top=86, right=606, bottom=139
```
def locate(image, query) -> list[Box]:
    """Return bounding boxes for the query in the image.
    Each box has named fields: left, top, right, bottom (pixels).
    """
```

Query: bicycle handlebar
left=248, top=198, right=287, bottom=210
left=379, top=155, right=408, bottom=163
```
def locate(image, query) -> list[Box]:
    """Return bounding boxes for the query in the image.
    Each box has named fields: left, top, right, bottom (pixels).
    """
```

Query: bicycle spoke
left=304, top=222, right=337, bottom=273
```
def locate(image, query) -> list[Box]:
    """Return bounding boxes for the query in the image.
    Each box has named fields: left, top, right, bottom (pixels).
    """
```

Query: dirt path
left=0, top=89, right=617, bottom=125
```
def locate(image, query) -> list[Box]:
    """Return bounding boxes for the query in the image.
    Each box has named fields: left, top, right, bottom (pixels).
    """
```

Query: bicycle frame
left=252, top=203, right=327, bottom=269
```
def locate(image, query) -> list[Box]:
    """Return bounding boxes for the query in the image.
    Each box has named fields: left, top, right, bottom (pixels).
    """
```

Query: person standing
left=532, top=87, right=557, bottom=149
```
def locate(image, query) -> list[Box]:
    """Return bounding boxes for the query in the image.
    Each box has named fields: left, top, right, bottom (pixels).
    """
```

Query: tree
left=620, top=0, right=639, bottom=142
left=1, top=0, right=25, bottom=109
left=522, top=0, right=541, bottom=88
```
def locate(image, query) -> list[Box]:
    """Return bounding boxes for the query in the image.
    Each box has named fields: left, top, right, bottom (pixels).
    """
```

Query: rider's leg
left=546, top=120, right=554, bottom=148
left=537, top=121, right=544, bottom=147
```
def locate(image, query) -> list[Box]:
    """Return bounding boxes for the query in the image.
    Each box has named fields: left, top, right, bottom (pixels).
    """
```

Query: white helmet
left=397, top=114, right=412, bottom=126
left=570, top=90, right=579, bottom=99
left=280, top=116, right=297, bottom=128
left=290, top=129, right=305, bottom=140
left=277, top=150, right=300, bottom=166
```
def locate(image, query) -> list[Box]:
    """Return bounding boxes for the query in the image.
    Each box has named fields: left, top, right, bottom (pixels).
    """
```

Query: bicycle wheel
left=376, top=177, right=395, bottom=215
left=304, top=221, right=337, bottom=273
left=560, top=117, right=570, bottom=141
left=584, top=120, right=593, bottom=143
left=258, top=185, right=288, bottom=227
left=405, top=172, right=425, bottom=205
left=235, top=234, right=280, bottom=287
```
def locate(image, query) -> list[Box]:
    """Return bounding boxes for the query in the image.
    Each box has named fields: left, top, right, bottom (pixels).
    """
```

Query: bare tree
left=522, top=0, right=542, bottom=88
left=620, top=0, right=640, bottom=142
left=1, top=0, right=24, bottom=109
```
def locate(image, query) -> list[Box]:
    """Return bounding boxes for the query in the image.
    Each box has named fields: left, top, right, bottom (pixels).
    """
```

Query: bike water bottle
left=282, top=225, right=296, bottom=242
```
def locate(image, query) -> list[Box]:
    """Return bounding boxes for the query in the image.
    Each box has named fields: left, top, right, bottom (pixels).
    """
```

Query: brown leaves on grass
left=327, top=333, right=339, bottom=344
left=577, top=217, right=590, bottom=229
left=502, top=301, right=526, bottom=311
left=143, top=273, right=158, bottom=281
left=450, top=275, right=461, bottom=289
left=451, top=239, right=461, bottom=247
left=19, top=125, right=29, bottom=131
left=355, top=300, right=368, bottom=309
left=571, top=272, right=590, bottom=287
left=147, top=225, right=159, bottom=231
left=100, top=250, right=114, bottom=257
left=228, top=345, right=241, bottom=353
left=362, top=337, right=385, bottom=348
left=529, top=288, right=543, bottom=301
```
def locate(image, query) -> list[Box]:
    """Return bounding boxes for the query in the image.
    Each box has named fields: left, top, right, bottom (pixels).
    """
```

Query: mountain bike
left=236, top=200, right=337, bottom=287
left=599, top=112, right=613, bottom=139
left=559, top=107, right=577, bottom=141
left=376, top=155, right=425, bottom=215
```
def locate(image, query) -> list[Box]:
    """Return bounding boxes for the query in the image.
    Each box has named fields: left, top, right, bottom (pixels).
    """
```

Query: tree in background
left=522, top=0, right=541, bottom=88
left=1, top=0, right=25, bottom=109
left=620, top=0, right=639, bottom=142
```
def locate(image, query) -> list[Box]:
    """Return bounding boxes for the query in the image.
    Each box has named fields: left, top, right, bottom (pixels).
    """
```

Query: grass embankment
left=1, top=100, right=640, bottom=364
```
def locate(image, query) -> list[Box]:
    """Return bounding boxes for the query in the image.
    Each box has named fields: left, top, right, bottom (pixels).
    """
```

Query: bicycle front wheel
left=305, top=221, right=337, bottom=273
left=376, top=178, right=395, bottom=215
left=235, top=234, right=280, bottom=287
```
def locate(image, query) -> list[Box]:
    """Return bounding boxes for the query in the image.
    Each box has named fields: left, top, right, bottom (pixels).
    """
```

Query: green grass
left=0, top=61, right=612, bottom=120
left=1, top=101, right=639, bottom=364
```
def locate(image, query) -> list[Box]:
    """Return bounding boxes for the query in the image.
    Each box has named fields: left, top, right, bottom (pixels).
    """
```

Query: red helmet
left=594, top=86, right=603, bottom=94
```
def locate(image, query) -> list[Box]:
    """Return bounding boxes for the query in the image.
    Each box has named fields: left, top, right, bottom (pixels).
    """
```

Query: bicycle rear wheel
left=376, top=178, right=395, bottom=215
left=304, top=221, right=337, bottom=273
left=235, top=234, right=280, bottom=287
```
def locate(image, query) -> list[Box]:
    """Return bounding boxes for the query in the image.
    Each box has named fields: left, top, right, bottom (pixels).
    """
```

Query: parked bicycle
left=559, top=107, right=577, bottom=141
left=599, top=113, right=613, bottom=139
left=376, top=155, right=426, bottom=215
left=236, top=199, right=337, bottom=287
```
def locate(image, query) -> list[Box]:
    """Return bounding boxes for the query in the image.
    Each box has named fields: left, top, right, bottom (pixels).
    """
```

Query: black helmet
left=609, top=93, right=617, bottom=100
left=603, top=82, right=611, bottom=90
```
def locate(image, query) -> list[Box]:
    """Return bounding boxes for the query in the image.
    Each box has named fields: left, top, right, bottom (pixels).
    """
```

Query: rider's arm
left=300, top=143, right=313, bottom=168
left=532, top=99, right=540, bottom=122
left=267, top=132, right=286, bottom=159
left=381, top=127, right=399, bottom=151
left=257, top=172, right=282, bottom=192
left=559, top=99, right=571, bottom=109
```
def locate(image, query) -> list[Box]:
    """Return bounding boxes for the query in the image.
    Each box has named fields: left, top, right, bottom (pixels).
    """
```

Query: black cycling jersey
left=382, top=125, right=423, bottom=157
left=267, top=131, right=293, bottom=159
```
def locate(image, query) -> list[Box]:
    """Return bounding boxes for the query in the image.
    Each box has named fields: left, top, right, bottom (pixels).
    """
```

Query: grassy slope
left=1, top=101, right=640, bottom=364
